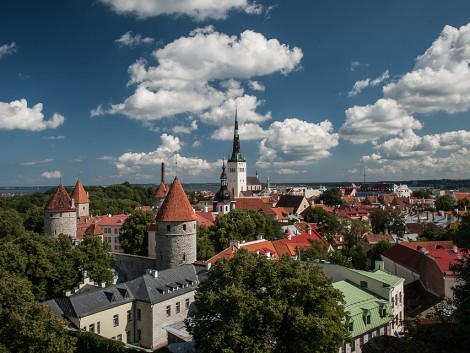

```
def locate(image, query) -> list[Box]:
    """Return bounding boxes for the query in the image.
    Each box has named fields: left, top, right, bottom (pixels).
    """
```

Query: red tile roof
left=84, top=223, right=103, bottom=236
left=45, top=185, right=76, bottom=212
left=71, top=179, right=89, bottom=204
left=196, top=211, right=216, bottom=227
left=155, top=177, right=196, bottom=222
left=235, top=197, right=277, bottom=216
left=96, top=214, right=129, bottom=227
left=154, top=182, right=169, bottom=199
left=454, top=192, right=470, bottom=201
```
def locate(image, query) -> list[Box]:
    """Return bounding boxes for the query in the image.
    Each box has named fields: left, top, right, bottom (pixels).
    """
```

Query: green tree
left=186, top=250, right=347, bottom=353
left=452, top=214, right=470, bottom=249
left=0, top=208, right=26, bottom=239
left=412, top=189, right=432, bottom=199
left=0, top=271, right=76, bottom=353
left=369, top=240, right=392, bottom=262
left=302, top=207, right=342, bottom=238
left=370, top=209, right=404, bottom=234
left=450, top=257, right=470, bottom=341
left=196, top=225, right=216, bottom=261
left=318, top=188, right=343, bottom=206
left=23, top=205, right=44, bottom=233
left=119, top=209, right=154, bottom=256
left=435, top=195, right=455, bottom=212
left=74, top=235, right=114, bottom=285
left=209, top=209, right=282, bottom=252
left=370, top=209, right=389, bottom=234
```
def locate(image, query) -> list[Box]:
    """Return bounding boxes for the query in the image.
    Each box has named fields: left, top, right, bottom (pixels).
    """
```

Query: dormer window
left=362, top=310, right=371, bottom=325
left=360, top=281, right=368, bottom=288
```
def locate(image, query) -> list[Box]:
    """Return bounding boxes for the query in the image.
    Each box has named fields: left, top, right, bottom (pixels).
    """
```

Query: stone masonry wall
left=155, top=220, right=196, bottom=271
left=44, top=211, right=77, bottom=237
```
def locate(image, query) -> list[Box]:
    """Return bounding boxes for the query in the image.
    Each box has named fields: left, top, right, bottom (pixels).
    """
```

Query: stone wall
left=155, top=221, right=196, bottom=271
left=44, top=211, right=77, bottom=237
left=112, top=253, right=156, bottom=282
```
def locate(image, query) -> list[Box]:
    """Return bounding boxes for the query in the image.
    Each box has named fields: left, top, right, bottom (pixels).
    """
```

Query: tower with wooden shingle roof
left=44, top=184, right=77, bottom=238
left=155, top=177, right=196, bottom=270
left=71, top=179, right=89, bottom=218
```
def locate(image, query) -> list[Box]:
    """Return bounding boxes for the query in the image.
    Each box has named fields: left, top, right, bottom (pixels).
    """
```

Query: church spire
left=230, top=108, right=245, bottom=162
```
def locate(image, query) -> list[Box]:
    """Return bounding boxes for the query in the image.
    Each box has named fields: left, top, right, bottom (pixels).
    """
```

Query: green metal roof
left=350, top=269, right=404, bottom=288
left=333, top=280, right=393, bottom=337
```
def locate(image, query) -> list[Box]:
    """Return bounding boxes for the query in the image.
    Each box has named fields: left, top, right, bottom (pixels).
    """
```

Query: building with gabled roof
left=71, top=179, right=89, bottom=217
left=320, top=262, right=405, bottom=342
left=275, top=194, right=309, bottom=215
left=45, top=263, right=208, bottom=349
left=44, top=184, right=77, bottom=238
left=381, top=241, right=460, bottom=298
left=235, top=197, right=277, bottom=219
left=155, top=177, right=197, bottom=271
left=334, top=280, right=393, bottom=353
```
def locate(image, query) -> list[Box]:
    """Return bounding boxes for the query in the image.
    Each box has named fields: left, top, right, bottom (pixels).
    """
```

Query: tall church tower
left=227, top=110, right=246, bottom=197
left=213, top=158, right=235, bottom=215
left=155, top=177, right=197, bottom=270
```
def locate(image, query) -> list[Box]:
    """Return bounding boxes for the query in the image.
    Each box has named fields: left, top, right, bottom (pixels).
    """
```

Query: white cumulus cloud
left=0, top=42, right=16, bottom=59
left=93, top=27, right=302, bottom=127
left=115, top=31, right=153, bottom=47
left=0, top=99, right=65, bottom=131
left=248, top=80, right=265, bottom=91
left=257, top=118, right=339, bottom=169
left=348, top=70, right=389, bottom=97
left=340, top=99, right=422, bottom=143
left=100, top=0, right=263, bottom=20
left=42, top=171, right=61, bottom=179
left=341, top=22, right=470, bottom=143
left=361, top=129, right=470, bottom=179
left=113, top=133, right=217, bottom=177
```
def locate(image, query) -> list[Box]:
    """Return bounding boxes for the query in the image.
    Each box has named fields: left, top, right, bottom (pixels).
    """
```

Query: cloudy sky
left=2, top=0, right=470, bottom=186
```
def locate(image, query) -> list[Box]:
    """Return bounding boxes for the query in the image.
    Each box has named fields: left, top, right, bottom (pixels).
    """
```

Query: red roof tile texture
left=155, top=177, right=196, bottom=222
left=154, top=182, right=169, bottom=199
left=45, top=185, right=76, bottom=212
left=71, top=179, right=89, bottom=204
left=84, top=223, right=103, bottom=236
left=235, top=197, right=277, bottom=216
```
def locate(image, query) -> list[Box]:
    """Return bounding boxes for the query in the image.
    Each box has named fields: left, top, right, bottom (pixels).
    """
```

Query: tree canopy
left=119, top=209, right=155, bottom=256
left=209, top=209, right=282, bottom=252
left=186, top=250, right=348, bottom=353
left=302, top=207, right=342, bottom=238
left=0, top=271, right=76, bottom=353
left=318, top=188, right=343, bottom=206
left=370, top=209, right=404, bottom=234
left=412, top=189, right=433, bottom=199
left=435, top=195, right=455, bottom=212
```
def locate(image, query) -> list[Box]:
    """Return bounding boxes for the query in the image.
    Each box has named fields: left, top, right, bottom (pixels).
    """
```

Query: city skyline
left=2, top=0, right=470, bottom=186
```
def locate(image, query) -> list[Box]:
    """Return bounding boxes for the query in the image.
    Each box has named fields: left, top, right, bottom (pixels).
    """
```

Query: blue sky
left=2, top=0, right=470, bottom=186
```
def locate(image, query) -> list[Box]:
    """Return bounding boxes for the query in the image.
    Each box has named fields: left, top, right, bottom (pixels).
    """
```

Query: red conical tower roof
left=154, top=182, right=168, bottom=199
left=71, top=179, right=89, bottom=204
left=155, top=177, right=196, bottom=222
left=45, top=185, right=76, bottom=212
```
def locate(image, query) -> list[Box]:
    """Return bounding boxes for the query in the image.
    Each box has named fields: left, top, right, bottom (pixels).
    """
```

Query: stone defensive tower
left=44, top=184, right=77, bottom=238
left=155, top=177, right=196, bottom=270
left=71, top=179, right=89, bottom=218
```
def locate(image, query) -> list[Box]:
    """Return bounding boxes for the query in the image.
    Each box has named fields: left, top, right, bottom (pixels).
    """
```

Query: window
left=97, top=321, right=100, bottom=334
left=127, top=310, right=132, bottom=322
left=348, top=321, right=353, bottom=332
left=137, top=329, right=142, bottom=341
left=183, top=224, right=186, bottom=231
left=185, top=298, right=190, bottom=309
left=89, top=324, right=95, bottom=333
left=117, top=334, right=122, bottom=342
left=381, top=307, right=387, bottom=317
left=363, top=313, right=371, bottom=325
left=360, top=281, right=368, bottom=288
left=137, top=309, right=142, bottom=321
left=104, top=228, right=108, bottom=234
left=126, top=331, right=131, bottom=343
left=166, top=305, right=171, bottom=317
left=113, top=314, right=119, bottom=327
left=114, top=237, right=118, bottom=243
left=115, top=228, right=118, bottom=234
left=167, top=225, right=171, bottom=231
left=176, top=302, right=181, bottom=313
